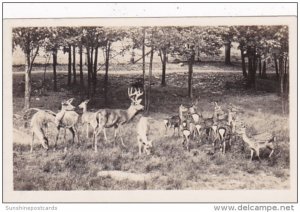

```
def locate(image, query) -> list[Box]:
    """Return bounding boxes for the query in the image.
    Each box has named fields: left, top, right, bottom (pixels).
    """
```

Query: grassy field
left=12, top=63, right=289, bottom=190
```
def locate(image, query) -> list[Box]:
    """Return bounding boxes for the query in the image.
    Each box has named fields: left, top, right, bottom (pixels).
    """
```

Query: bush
left=64, top=153, right=88, bottom=174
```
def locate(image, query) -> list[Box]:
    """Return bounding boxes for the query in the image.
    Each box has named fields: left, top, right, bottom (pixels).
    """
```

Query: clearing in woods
left=12, top=64, right=289, bottom=190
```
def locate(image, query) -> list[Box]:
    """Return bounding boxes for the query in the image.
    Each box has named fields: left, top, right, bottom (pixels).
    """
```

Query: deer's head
left=128, top=87, right=144, bottom=112
left=213, top=102, right=224, bottom=116
left=236, top=123, right=246, bottom=135
left=78, top=99, right=90, bottom=110
left=143, top=139, right=153, bottom=155
left=61, top=98, right=76, bottom=111
left=41, top=137, right=49, bottom=150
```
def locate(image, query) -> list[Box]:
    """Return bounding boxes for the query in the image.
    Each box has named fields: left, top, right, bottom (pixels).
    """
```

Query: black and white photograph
left=2, top=3, right=297, bottom=203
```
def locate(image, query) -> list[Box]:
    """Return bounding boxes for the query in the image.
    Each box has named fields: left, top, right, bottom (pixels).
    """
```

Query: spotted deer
left=236, top=125, right=275, bottom=162
left=179, top=104, right=204, bottom=142
left=92, top=87, right=144, bottom=152
left=163, top=115, right=181, bottom=136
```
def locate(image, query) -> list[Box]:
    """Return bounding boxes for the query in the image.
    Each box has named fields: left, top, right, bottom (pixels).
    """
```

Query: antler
left=128, top=87, right=143, bottom=105
left=134, top=88, right=143, bottom=102
left=128, top=87, right=137, bottom=101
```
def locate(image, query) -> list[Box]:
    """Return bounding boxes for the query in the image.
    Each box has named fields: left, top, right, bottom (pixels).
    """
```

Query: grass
left=12, top=63, right=290, bottom=190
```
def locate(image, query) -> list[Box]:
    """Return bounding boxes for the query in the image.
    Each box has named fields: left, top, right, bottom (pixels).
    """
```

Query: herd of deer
left=24, top=87, right=276, bottom=162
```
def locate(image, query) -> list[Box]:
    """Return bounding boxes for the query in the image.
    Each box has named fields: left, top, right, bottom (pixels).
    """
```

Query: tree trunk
left=142, top=28, right=146, bottom=107
left=241, top=49, right=247, bottom=77
left=161, top=49, right=167, bottom=87
left=258, top=57, right=262, bottom=77
left=284, top=57, right=289, bottom=98
left=93, top=47, right=98, bottom=95
left=188, top=51, right=195, bottom=98
left=224, top=41, right=231, bottom=65
left=262, top=60, right=267, bottom=78
left=278, top=55, right=285, bottom=114
left=86, top=47, right=91, bottom=98
left=72, top=45, right=76, bottom=85
left=104, top=42, right=111, bottom=106
left=68, top=44, right=72, bottom=86
left=90, top=47, right=94, bottom=94
left=24, top=52, right=31, bottom=109
left=274, top=54, right=279, bottom=79
left=79, top=45, right=84, bottom=89
left=146, top=47, right=154, bottom=113
left=279, top=56, right=284, bottom=95
left=23, top=45, right=39, bottom=110
left=52, top=48, right=57, bottom=91
left=246, top=48, right=256, bottom=88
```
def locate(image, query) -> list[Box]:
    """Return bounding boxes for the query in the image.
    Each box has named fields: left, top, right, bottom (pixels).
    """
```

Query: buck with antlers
left=92, top=87, right=144, bottom=152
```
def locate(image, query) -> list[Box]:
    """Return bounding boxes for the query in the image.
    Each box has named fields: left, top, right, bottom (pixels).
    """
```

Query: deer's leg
left=164, top=124, right=168, bottom=136
left=250, top=149, right=254, bottom=161
left=94, top=125, right=105, bottom=152
left=93, top=128, right=99, bottom=152
left=269, top=148, right=274, bottom=158
left=86, top=124, right=89, bottom=138
left=257, top=149, right=262, bottom=162
left=69, top=128, right=75, bottom=144
left=73, top=126, right=79, bottom=143
left=117, top=126, right=126, bottom=147
left=63, top=128, right=67, bottom=141
left=54, top=126, right=61, bottom=149
left=31, top=131, right=35, bottom=153
left=223, top=141, right=226, bottom=154
left=69, top=126, right=79, bottom=144
left=137, top=136, right=142, bottom=155
left=103, top=128, right=108, bottom=142
left=40, top=128, right=49, bottom=148
left=44, top=124, right=48, bottom=137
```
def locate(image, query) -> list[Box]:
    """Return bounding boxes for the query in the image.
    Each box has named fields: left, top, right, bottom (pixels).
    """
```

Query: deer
left=54, top=98, right=79, bottom=148
left=92, top=87, right=144, bottom=152
left=163, top=115, right=181, bottom=136
left=24, top=108, right=57, bottom=152
left=137, top=116, right=152, bottom=155
left=78, top=99, right=108, bottom=141
left=236, top=125, right=275, bottom=162
left=216, top=104, right=240, bottom=154
left=179, top=104, right=204, bottom=142
left=202, top=102, right=224, bottom=141
left=181, top=120, right=195, bottom=151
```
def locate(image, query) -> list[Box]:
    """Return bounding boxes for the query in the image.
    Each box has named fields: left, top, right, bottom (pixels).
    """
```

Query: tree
left=219, top=26, right=235, bottom=65
left=82, top=27, right=105, bottom=98
left=12, top=27, right=47, bottom=109
left=59, top=27, right=80, bottom=87
left=151, top=27, right=175, bottom=86
left=101, top=27, right=127, bottom=105
left=272, top=26, right=289, bottom=114
left=235, top=26, right=268, bottom=87
left=170, top=26, right=223, bottom=98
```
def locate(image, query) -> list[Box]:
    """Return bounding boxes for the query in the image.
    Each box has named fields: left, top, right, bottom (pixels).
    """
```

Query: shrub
left=64, top=153, right=88, bottom=174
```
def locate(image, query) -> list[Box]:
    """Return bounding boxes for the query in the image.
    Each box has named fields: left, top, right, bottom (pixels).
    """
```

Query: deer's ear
left=85, top=99, right=90, bottom=103
left=67, top=98, right=74, bottom=104
left=136, top=99, right=142, bottom=105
